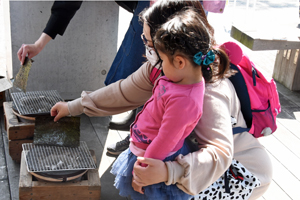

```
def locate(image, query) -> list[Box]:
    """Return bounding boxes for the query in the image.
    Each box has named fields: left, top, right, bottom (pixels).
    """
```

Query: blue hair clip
left=193, top=50, right=215, bottom=65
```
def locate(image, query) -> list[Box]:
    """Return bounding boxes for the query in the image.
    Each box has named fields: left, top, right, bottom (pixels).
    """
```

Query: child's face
left=158, top=50, right=181, bottom=83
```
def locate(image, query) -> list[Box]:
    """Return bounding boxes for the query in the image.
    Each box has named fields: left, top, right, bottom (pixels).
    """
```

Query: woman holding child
left=51, top=0, right=272, bottom=199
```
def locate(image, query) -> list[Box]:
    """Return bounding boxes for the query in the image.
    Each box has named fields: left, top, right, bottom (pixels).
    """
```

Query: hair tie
left=193, top=50, right=215, bottom=66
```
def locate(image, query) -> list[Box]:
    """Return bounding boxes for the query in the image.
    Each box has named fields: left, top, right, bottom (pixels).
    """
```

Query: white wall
left=9, top=1, right=119, bottom=100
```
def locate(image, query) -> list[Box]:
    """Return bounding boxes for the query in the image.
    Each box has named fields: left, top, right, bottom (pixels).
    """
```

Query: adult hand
left=17, top=44, right=41, bottom=65
left=17, top=33, right=52, bottom=65
left=50, top=102, right=70, bottom=122
left=132, top=178, right=144, bottom=194
left=132, top=157, right=168, bottom=187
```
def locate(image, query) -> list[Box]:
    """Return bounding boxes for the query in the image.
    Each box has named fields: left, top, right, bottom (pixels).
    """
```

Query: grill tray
left=22, top=142, right=97, bottom=173
left=11, top=90, right=63, bottom=116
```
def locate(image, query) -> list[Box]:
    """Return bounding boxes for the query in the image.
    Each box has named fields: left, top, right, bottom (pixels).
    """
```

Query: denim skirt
left=111, top=143, right=193, bottom=200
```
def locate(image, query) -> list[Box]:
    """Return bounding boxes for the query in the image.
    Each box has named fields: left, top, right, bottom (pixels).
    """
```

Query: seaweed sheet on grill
left=34, top=116, right=80, bottom=147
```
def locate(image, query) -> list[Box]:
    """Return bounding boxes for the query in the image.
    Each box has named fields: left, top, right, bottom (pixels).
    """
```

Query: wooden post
left=273, top=49, right=300, bottom=91
left=3, top=102, right=34, bottom=162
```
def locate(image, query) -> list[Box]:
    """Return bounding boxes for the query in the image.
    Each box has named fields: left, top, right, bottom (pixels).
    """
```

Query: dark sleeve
left=115, top=1, right=138, bottom=13
left=43, top=1, right=83, bottom=39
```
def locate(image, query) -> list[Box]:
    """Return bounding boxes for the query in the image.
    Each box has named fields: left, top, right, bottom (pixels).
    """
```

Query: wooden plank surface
left=2, top=88, right=300, bottom=200
left=258, top=79, right=300, bottom=200
left=0, top=109, right=127, bottom=200
left=3, top=102, right=34, bottom=140
left=1, top=110, right=21, bottom=200
left=231, top=25, right=300, bottom=51
left=19, top=151, right=32, bottom=189
left=9, top=139, right=33, bottom=163
left=0, top=108, right=11, bottom=200
left=273, top=49, right=300, bottom=91
left=88, top=150, right=101, bottom=189
left=262, top=180, right=292, bottom=200
left=74, top=115, right=126, bottom=200
left=92, top=112, right=129, bottom=200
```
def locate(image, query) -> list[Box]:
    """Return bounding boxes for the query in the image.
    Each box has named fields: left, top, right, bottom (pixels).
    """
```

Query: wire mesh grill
left=22, top=141, right=97, bottom=173
left=11, top=90, right=63, bottom=116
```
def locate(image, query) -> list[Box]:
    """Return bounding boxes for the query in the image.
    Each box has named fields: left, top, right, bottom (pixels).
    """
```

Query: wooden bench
left=231, top=25, right=300, bottom=91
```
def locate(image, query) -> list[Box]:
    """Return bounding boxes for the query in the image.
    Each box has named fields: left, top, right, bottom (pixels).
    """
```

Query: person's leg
left=105, top=1, right=148, bottom=85
left=106, top=1, right=149, bottom=132
left=108, top=109, right=137, bottom=131
left=233, top=132, right=273, bottom=199
left=107, top=134, right=130, bottom=156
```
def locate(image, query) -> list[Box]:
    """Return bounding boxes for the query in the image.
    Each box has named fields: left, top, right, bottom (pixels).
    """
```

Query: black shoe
left=107, top=135, right=130, bottom=156
left=108, top=109, right=137, bottom=131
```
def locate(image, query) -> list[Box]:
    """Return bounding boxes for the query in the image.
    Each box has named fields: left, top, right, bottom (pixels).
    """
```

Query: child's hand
left=132, top=177, right=144, bottom=194
left=50, top=102, right=70, bottom=122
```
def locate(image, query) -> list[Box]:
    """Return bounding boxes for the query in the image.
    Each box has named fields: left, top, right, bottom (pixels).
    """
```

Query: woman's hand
left=17, top=43, right=41, bottom=65
left=50, top=102, right=70, bottom=122
left=17, top=33, right=52, bottom=65
left=132, top=157, right=168, bottom=188
left=132, top=178, right=144, bottom=194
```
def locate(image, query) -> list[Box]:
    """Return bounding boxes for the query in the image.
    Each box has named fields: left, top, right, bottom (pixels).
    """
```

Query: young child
left=110, top=8, right=230, bottom=200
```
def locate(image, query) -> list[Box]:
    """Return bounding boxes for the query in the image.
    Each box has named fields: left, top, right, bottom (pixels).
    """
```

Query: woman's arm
left=52, top=62, right=154, bottom=121
left=43, top=1, right=83, bottom=39
left=17, top=33, right=52, bottom=65
left=65, top=62, right=154, bottom=118
left=17, top=1, right=82, bottom=64
left=133, top=157, right=168, bottom=186
left=134, top=79, right=241, bottom=195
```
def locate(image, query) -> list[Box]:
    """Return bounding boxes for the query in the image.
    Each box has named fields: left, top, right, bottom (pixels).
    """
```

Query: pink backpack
left=221, top=42, right=281, bottom=138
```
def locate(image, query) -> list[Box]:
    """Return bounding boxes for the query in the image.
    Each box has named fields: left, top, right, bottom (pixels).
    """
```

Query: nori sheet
left=34, top=116, right=80, bottom=147
left=13, top=57, right=33, bottom=93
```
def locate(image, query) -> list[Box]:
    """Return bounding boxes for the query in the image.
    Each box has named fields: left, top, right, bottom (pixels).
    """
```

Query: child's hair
left=154, top=9, right=232, bottom=83
left=140, top=0, right=215, bottom=46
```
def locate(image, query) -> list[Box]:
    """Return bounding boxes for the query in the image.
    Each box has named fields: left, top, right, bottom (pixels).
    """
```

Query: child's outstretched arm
left=67, top=62, right=153, bottom=117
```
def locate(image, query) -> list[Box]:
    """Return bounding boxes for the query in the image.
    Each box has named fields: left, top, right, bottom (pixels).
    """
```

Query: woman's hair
left=154, top=9, right=232, bottom=82
left=140, top=0, right=215, bottom=45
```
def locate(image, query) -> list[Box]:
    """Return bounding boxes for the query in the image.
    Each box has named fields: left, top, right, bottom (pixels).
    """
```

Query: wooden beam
left=3, top=102, right=34, bottom=140
left=231, top=25, right=300, bottom=51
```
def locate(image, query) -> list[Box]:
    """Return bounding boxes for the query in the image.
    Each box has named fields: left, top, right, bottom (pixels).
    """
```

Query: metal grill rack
left=22, top=141, right=97, bottom=173
left=11, top=90, right=63, bottom=116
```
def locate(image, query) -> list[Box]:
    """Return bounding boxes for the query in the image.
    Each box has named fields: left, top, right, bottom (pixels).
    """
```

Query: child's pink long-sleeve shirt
left=129, top=76, right=205, bottom=161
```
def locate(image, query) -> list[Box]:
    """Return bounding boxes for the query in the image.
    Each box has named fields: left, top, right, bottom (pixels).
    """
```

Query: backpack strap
left=228, top=64, right=252, bottom=128
left=232, top=127, right=250, bottom=135
left=224, top=170, right=230, bottom=193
